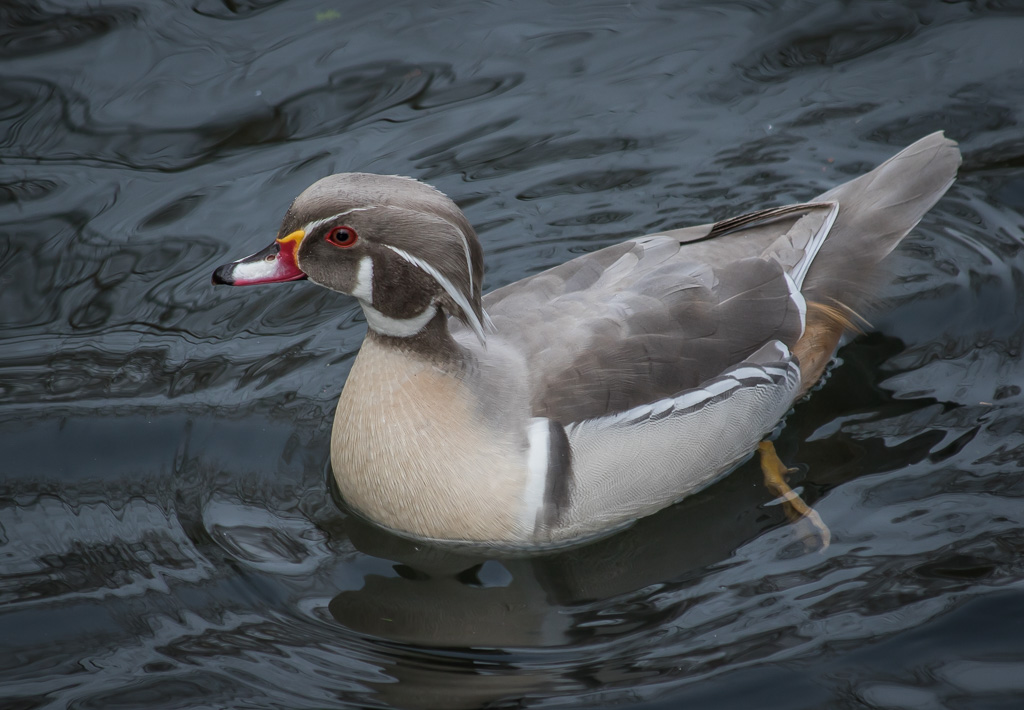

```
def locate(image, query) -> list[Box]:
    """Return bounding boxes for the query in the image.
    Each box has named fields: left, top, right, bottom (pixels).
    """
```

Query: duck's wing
left=480, top=203, right=829, bottom=424
left=479, top=132, right=961, bottom=426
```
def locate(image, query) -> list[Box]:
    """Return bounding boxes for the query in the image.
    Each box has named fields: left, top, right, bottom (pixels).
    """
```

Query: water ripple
left=2, top=0, right=1024, bottom=707
left=0, top=1, right=140, bottom=59
left=0, top=64, right=521, bottom=172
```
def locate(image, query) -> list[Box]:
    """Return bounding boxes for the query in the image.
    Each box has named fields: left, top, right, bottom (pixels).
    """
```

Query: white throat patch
left=349, top=254, right=437, bottom=337
left=361, top=300, right=438, bottom=337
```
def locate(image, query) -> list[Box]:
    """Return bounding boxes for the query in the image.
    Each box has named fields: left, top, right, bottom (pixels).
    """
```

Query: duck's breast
left=331, top=337, right=533, bottom=543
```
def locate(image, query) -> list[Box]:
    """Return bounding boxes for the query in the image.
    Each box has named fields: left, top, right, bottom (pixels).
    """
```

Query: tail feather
left=802, top=131, right=961, bottom=311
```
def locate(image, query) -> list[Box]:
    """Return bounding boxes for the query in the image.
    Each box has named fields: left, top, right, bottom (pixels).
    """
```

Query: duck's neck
left=362, top=306, right=469, bottom=368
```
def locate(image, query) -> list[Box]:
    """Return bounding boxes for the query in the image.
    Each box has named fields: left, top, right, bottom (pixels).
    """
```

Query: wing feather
left=484, top=247, right=805, bottom=423
left=554, top=341, right=802, bottom=540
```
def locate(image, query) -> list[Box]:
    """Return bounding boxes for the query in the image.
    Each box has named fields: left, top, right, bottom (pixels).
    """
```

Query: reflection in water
left=2, top=0, right=1024, bottom=707
left=330, top=462, right=779, bottom=649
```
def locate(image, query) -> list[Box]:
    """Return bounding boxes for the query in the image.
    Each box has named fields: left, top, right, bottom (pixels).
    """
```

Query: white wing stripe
left=728, top=367, right=773, bottom=383
left=569, top=346, right=801, bottom=431
left=782, top=271, right=807, bottom=336
left=790, top=201, right=839, bottom=288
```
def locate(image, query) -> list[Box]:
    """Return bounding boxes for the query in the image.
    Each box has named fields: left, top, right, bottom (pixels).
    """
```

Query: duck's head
left=212, top=173, right=488, bottom=342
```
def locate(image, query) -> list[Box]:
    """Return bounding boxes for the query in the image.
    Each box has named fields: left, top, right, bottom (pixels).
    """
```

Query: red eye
left=325, top=225, right=358, bottom=248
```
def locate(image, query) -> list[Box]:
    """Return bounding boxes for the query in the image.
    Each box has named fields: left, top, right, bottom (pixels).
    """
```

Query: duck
left=212, top=132, right=961, bottom=550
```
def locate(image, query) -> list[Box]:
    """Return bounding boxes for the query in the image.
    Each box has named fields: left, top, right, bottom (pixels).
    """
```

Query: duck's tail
left=785, top=132, right=961, bottom=392
left=801, top=131, right=962, bottom=313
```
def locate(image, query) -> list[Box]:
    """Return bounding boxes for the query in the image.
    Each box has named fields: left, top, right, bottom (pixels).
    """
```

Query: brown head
left=212, top=173, right=489, bottom=342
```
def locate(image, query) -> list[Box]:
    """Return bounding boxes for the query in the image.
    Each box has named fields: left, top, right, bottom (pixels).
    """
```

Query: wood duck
left=212, top=132, right=960, bottom=549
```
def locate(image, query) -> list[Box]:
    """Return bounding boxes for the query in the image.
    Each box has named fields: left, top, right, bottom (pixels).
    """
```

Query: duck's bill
left=211, top=237, right=306, bottom=286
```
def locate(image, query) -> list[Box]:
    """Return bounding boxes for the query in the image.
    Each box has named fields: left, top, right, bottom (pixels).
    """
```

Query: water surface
left=3, top=1, right=1024, bottom=708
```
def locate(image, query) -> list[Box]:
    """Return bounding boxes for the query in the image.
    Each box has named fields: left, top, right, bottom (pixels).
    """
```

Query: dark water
left=3, top=0, right=1024, bottom=707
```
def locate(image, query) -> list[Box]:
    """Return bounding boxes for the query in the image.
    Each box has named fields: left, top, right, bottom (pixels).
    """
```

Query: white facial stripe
left=522, top=418, right=550, bottom=535
left=350, top=256, right=374, bottom=301
left=361, top=300, right=437, bottom=338
left=300, top=204, right=490, bottom=340
left=383, top=244, right=488, bottom=345
left=303, top=207, right=376, bottom=236
left=454, top=226, right=474, bottom=297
